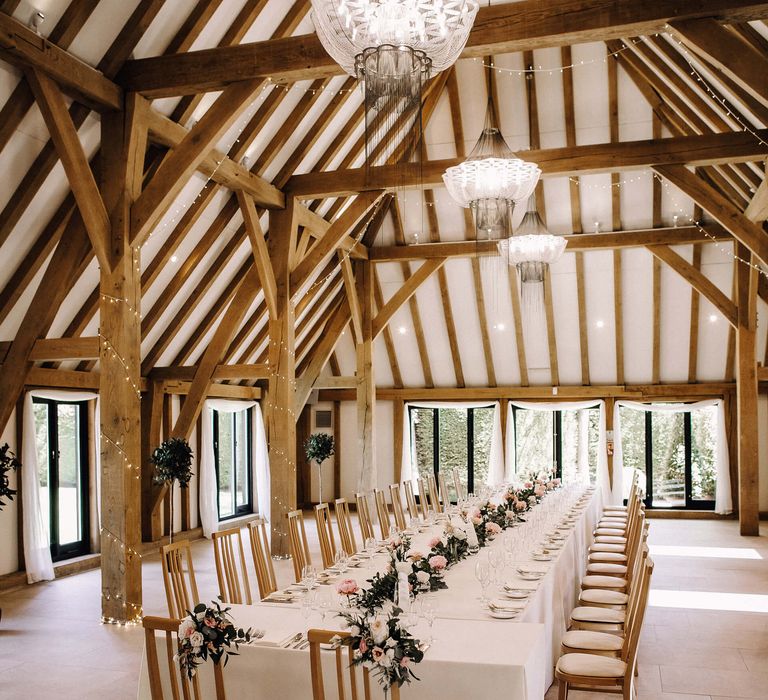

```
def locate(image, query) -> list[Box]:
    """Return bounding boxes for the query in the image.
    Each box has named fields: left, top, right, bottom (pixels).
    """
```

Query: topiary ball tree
left=304, top=433, right=335, bottom=503
left=151, top=438, right=193, bottom=542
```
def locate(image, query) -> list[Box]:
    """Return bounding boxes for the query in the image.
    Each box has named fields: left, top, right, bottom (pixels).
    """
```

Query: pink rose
left=428, top=536, right=442, bottom=548
left=524, top=481, right=533, bottom=489
left=471, top=515, right=483, bottom=526
left=407, top=550, right=424, bottom=561
left=428, top=555, right=448, bottom=571
left=469, top=507, right=481, bottom=520
left=400, top=657, right=409, bottom=668
left=336, top=578, right=359, bottom=596
left=515, top=500, right=527, bottom=511
left=485, top=522, right=501, bottom=535
left=359, top=638, right=368, bottom=653
left=203, top=616, right=217, bottom=628
left=534, top=485, right=546, bottom=497
left=372, top=646, right=385, bottom=662
left=553, top=478, right=561, bottom=487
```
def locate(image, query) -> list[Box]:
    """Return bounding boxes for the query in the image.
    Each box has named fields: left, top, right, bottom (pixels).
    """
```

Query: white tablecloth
left=138, top=488, right=601, bottom=699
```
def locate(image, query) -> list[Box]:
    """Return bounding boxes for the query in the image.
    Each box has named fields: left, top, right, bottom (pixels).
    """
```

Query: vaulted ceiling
left=1, top=0, right=768, bottom=394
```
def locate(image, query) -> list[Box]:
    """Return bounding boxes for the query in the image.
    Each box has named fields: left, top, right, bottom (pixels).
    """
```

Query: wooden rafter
left=237, top=191, right=277, bottom=320
left=117, top=0, right=768, bottom=95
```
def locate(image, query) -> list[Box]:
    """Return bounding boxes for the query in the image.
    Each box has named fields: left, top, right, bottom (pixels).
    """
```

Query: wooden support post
left=393, top=400, right=404, bottom=484
left=266, top=200, right=298, bottom=557
left=99, top=94, right=146, bottom=623
left=356, top=261, right=376, bottom=492
left=333, top=400, right=341, bottom=499
left=735, top=244, right=759, bottom=535
left=605, top=397, right=615, bottom=493
left=140, top=380, right=163, bottom=541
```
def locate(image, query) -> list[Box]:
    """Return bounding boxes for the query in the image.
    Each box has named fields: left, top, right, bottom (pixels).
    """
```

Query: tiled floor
left=1, top=518, right=766, bottom=699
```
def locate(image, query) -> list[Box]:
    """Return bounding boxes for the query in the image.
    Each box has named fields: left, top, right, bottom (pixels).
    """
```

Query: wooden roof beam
left=287, top=130, right=768, bottom=198
left=370, top=225, right=730, bottom=261
left=117, top=0, right=768, bottom=96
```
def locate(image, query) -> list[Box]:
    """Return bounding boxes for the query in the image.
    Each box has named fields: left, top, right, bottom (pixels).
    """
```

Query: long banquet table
left=138, top=487, right=601, bottom=699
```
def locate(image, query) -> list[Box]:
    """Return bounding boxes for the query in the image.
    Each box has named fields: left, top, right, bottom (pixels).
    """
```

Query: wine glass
left=301, top=590, right=316, bottom=622
left=421, top=598, right=437, bottom=645
left=301, top=564, right=317, bottom=591
left=364, top=537, right=377, bottom=557
left=487, top=549, right=502, bottom=585
left=474, top=561, right=491, bottom=603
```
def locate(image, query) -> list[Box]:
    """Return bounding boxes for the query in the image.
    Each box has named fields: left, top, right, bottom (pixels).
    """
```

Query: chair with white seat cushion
left=556, top=560, right=653, bottom=699
left=578, top=588, right=629, bottom=609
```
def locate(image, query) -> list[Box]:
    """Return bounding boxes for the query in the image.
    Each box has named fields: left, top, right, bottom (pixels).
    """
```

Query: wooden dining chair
left=389, top=483, right=407, bottom=531
left=307, top=629, right=400, bottom=700
left=402, top=480, right=420, bottom=523
left=334, top=498, right=357, bottom=555
left=315, top=503, right=337, bottom=569
left=437, top=471, right=450, bottom=507
left=247, top=517, right=277, bottom=599
left=417, top=477, right=431, bottom=518
left=212, top=527, right=252, bottom=605
left=355, top=492, right=375, bottom=543
left=427, top=474, right=442, bottom=513
left=452, top=468, right=465, bottom=502
left=287, top=509, right=312, bottom=582
left=556, top=560, right=654, bottom=699
left=143, top=616, right=227, bottom=700
left=160, top=540, right=199, bottom=619
left=373, top=488, right=391, bottom=539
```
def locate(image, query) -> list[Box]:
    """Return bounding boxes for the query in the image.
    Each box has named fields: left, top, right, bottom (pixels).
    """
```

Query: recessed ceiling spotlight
left=170, top=255, right=178, bottom=263
left=596, top=319, right=605, bottom=329
left=494, top=323, right=506, bottom=331
left=708, top=314, right=718, bottom=323
left=398, top=326, right=407, bottom=335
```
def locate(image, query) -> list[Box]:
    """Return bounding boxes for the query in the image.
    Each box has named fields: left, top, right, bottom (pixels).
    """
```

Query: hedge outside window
left=212, top=408, right=252, bottom=520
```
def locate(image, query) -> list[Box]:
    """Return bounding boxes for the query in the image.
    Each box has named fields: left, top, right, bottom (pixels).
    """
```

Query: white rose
left=369, top=616, right=389, bottom=645
left=178, top=619, right=196, bottom=638
left=455, top=529, right=467, bottom=541
left=349, top=624, right=361, bottom=637
left=416, top=571, right=430, bottom=584
left=189, top=631, right=204, bottom=648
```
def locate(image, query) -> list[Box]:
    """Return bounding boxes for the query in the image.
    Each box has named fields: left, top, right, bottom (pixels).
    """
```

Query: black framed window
left=619, top=404, right=716, bottom=510
left=512, top=406, right=600, bottom=482
left=33, top=398, right=90, bottom=561
left=409, top=405, right=494, bottom=501
left=213, top=408, right=253, bottom=520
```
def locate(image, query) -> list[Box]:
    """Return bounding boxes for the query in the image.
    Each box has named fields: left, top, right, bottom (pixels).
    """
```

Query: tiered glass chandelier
left=498, top=194, right=567, bottom=315
left=311, top=1, right=479, bottom=165
left=443, top=98, right=541, bottom=239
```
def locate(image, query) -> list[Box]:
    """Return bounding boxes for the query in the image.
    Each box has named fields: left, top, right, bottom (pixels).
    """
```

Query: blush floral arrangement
left=177, top=602, right=252, bottom=680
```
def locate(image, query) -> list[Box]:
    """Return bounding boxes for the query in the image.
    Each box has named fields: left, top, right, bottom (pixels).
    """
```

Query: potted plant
left=304, top=432, right=334, bottom=504
left=151, top=437, right=193, bottom=543
left=0, top=443, right=20, bottom=622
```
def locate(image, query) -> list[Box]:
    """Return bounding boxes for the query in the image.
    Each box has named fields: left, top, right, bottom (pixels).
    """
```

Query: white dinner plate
left=488, top=608, right=519, bottom=619
left=531, top=553, right=553, bottom=562
left=503, top=588, right=531, bottom=599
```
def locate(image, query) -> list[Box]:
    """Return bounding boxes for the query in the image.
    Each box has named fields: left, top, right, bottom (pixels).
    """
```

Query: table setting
left=139, top=477, right=600, bottom=699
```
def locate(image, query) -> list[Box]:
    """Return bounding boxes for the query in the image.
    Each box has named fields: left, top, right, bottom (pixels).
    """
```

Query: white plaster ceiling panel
left=583, top=250, right=618, bottom=385
left=659, top=252, right=693, bottom=382
left=620, top=248, right=654, bottom=384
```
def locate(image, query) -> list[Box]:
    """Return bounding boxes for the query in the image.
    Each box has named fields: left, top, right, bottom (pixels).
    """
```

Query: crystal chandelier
left=312, top=1, right=479, bottom=165
left=443, top=98, right=541, bottom=239
left=498, top=194, right=567, bottom=316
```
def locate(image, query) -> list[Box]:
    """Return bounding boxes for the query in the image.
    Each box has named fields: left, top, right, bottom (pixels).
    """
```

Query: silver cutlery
left=280, top=633, right=303, bottom=648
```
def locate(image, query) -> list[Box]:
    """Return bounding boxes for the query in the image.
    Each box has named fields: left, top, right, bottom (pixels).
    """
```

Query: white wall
left=0, top=409, right=18, bottom=575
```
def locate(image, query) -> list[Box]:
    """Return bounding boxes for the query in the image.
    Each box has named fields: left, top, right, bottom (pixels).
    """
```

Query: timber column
left=356, top=260, right=376, bottom=491
left=266, top=199, right=298, bottom=557
left=99, top=95, right=147, bottom=622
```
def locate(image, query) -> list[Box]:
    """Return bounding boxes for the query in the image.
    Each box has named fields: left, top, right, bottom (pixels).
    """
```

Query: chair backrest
left=287, top=510, right=312, bottom=582
left=307, top=629, right=400, bottom=700
left=160, top=540, right=199, bottom=619
left=334, top=498, right=357, bottom=555
left=437, top=472, right=450, bottom=506
left=427, top=474, right=442, bottom=513
left=373, top=488, right=391, bottom=539
left=315, top=503, right=337, bottom=569
left=247, top=517, right=277, bottom=599
left=143, top=616, right=226, bottom=700
left=212, top=527, right=252, bottom=605
left=389, top=483, right=407, bottom=531
left=402, top=480, right=420, bottom=523
left=621, top=559, right=655, bottom=683
left=355, top=492, right=375, bottom=543
left=452, top=469, right=465, bottom=502
left=417, top=477, right=431, bottom=518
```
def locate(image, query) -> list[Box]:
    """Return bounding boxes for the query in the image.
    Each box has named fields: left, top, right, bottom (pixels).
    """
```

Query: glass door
left=33, top=399, right=90, bottom=561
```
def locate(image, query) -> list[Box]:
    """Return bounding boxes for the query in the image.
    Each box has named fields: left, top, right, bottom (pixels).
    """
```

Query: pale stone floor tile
left=1, top=516, right=767, bottom=698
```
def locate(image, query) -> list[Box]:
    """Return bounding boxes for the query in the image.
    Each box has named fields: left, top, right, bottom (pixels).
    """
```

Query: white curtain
left=506, top=400, right=611, bottom=503
left=22, top=389, right=99, bottom=584
left=400, top=401, right=505, bottom=488
left=199, top=399, right=270, bottom=539
left=613, top=399, right=732, bottom=515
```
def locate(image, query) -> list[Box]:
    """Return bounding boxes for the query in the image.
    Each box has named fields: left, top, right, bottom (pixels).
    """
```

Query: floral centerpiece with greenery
left=0, top=443, right=20, bottom=512
left=151, top=437, right=193, bottom=542
left=304, top=432, right=334, bottom=503
left=177, top=602, right=251, bottom=679
left=335, top=593, right=424, bottom=694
